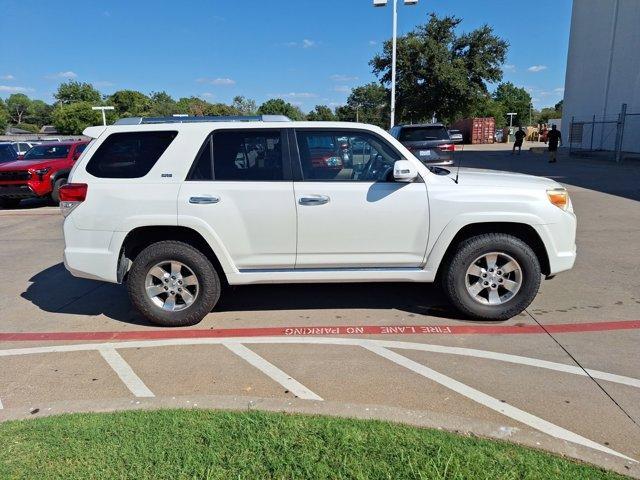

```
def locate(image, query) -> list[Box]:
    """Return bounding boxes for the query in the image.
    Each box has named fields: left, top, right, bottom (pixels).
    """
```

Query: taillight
left=59, top=183, right=87, bottom=217
left=439, top=144, right=455, bottom=152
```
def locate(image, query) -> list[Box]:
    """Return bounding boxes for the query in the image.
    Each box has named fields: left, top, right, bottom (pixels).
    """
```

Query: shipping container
left=451, top=117, right=496, bottom=144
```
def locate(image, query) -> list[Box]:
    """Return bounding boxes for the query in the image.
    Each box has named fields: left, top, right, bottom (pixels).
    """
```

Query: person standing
left=547, top=124, right=562, bottom=163
left=512, top=126, right=526, bottom=155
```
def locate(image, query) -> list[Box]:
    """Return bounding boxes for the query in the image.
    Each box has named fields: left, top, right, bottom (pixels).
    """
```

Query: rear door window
left=399, top=126, right=450, bottom=142
left=86, top=131, right=177, bottom=178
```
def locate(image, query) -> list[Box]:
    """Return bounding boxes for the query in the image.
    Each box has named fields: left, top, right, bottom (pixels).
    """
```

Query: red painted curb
left=0, top=320, right=639, bottom=342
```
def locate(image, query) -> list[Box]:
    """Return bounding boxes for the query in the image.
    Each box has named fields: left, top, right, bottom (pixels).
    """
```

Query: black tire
left=127, top=241, right=221, bottom=327
left=441, top=233, right=541, bottom=320
left=0, top=198, right=21, bottom=209
left=51, top=177, right=67, bottom=204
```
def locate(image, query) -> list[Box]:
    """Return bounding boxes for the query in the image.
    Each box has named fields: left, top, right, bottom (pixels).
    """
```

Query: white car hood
left=445, top=167, right=562, bottom=189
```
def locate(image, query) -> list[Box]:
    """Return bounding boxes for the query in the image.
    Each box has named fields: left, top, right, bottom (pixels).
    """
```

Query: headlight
left=33, top=167, right=51, bottom=179
left=547, top=188, right=570, bottom=211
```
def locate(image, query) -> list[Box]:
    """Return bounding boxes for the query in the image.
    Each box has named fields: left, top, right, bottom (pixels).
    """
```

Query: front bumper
left=0, top=184, right=37, bottom=199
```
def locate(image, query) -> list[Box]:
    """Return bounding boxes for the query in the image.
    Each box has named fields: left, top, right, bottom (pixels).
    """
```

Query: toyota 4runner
left=60, top=115, right=576, bottom=327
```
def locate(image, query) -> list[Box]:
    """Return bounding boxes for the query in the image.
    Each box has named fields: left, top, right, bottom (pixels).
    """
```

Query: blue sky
left=0, top=0, right=572, bottom=111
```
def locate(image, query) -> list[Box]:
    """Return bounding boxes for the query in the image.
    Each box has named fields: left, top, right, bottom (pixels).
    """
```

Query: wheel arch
left=433, top=222, right=551, bottom=280
left=118, top=226, right=228, bottom=285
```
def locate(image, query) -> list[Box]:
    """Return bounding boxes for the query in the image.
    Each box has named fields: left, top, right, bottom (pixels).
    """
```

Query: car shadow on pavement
left=22, top=263, right=473, bottom=326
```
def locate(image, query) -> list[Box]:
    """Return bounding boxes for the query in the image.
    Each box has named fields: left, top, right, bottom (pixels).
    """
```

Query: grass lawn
left=0, top=409, right=626, bottom=479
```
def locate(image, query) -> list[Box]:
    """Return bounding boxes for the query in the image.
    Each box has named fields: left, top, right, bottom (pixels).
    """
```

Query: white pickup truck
left=60, top=116, right=576, bottom=327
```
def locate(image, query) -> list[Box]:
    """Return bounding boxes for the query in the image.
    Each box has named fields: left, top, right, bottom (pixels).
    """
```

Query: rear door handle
left=298, top=195, right=330, bottom=206
left=189, top=196, right=220, bottom=204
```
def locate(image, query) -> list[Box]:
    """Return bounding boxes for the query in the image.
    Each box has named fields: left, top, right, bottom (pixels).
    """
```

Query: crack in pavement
left=525, top=309, right=640, bottom=429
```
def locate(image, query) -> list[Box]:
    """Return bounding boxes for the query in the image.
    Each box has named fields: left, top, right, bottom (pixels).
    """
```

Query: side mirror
left=393, top=160, right=418, bottom=182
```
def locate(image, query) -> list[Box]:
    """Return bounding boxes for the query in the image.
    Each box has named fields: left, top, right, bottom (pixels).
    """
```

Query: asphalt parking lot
left=1, top=145, right=639, bottom=477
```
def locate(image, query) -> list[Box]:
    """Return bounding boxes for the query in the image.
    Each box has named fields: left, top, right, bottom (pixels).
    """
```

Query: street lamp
left=507, top=112, right=517, bottom=128
left=374, top=0, right=419, bottom=129
left=92, top=106, right=114, bottom=126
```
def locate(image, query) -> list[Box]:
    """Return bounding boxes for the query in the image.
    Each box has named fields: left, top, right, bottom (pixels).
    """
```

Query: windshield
left=0, top=144, right=17, bottom=163
left=24, top=144, right=71, bottom=160
left=400, top=126, right=449, bottom=142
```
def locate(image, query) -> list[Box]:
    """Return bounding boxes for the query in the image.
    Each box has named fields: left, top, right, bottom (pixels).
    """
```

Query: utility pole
left=373, top=0, right=419, bottom=129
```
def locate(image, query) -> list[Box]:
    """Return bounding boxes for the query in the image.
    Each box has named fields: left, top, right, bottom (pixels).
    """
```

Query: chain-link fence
left=569, top=103, right=640, bottom=162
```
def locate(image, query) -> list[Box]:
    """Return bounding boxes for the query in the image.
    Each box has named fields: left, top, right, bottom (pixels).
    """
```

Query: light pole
left=374, top=0, right=419, bottom=130
left=507, top=112, right=517, bottom=128
left=92, top=106, right=114, bottom=126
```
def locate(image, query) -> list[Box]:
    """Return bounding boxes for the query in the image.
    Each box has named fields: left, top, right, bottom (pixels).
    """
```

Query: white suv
left=60, top=116, right=576, bottom=327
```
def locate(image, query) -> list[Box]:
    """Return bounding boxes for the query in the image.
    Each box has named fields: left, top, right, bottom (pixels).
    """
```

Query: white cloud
left=503, top=64, right=516, bottom=71
left=553, top=87, right=565, bottom=94
left=276, top=92, right=317, bottom=99
left=200, top=92, right=214, bottom=98
left=46, top=71, right=78, bottom=79
left=282, top=39, right=319, bottom=49
left=196, top=77, right=236, bottom=86
left=527, top=65, right=547, bottom=72
left=1, top=74, right=15, bottom=80
left=329, top=102, right=343, bottom=108
left=0, top=85, right=34, bottom=93
left=369, top=40, right=378, bottom=46
left=330, top=74, right=358, bottom=82
left=334, top=85, right=351, bottom=93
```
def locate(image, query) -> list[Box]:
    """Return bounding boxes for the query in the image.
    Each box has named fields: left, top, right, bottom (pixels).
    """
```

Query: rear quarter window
left=399, top=127, right=449, bottom=142
left=85, top=131, right=177, bottom=179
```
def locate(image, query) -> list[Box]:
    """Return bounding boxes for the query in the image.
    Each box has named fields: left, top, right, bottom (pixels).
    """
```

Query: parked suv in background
left=11, top=141, right=41, bottom=156
left=0, top=141, right=88, bottom=208
left=61, top=116, right=576, bottom=327
left=391, top=123, right=455, bottom=165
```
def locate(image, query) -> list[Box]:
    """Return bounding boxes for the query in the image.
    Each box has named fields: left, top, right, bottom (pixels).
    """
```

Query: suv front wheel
left=442, top=233, right=541, bottom=320
left=127, top=241, right=221, bottom=327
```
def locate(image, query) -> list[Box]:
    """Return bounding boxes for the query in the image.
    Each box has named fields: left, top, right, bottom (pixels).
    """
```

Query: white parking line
left=98, top=347, right=155, bottom=398
left=224, top=343, right=323, bottom=401
left=363, top=344, right=636, bottom=462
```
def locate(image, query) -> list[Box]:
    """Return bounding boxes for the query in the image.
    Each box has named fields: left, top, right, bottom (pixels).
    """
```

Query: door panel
left=179, top=182, right=296, bottom=269
left=293, top=128, right=430, bottom=269
left=178, top=128, right=296, bottom=270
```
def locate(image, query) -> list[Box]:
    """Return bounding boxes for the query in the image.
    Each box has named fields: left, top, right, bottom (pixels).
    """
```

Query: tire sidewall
left=51, top=177, right=67, bottom=204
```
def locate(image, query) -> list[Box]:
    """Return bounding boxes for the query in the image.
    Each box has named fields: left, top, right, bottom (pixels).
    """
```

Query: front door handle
left=189, top=196, right=220, bottom=205
left=298, top=195, right=330, bottom=206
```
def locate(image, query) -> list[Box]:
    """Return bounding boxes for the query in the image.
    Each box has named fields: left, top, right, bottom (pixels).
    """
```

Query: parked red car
left=0, top=141, right=89, bottom=208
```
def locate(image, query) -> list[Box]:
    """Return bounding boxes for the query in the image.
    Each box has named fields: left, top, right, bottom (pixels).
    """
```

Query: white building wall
left=562, top=0, right=640, bottom=152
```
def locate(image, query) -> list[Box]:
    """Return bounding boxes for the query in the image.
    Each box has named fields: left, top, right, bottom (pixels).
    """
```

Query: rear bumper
left=0, top=184, right=37, bottom=199
left=63, top=217, right=120, bottom=283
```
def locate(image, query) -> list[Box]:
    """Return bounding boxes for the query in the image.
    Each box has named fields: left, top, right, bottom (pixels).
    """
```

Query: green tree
left=147, top=91, right=177, bottom=117
left=306, top=105, right=337, bottom=121
left=335, top=83, right=389, bottom=127
left=25, top=100, right=53, bottom=127
left=109, top=90, right=151, bottom=117
left=175, top=97, right=210, bottom=116
left=371, top=13, right=508, bottom=124
left=231, top=96, right=257, bottom=115
left=54, top=81, right=102, bottom=105
left=537, top=107, right=560, bottom=124
left=0, top=100, right=8, bottom=132
left=493, top=82, right=532, bottom=126
left=554, top=99, right=563, bottom=113
left=52, top=102, right=102, bottom=134
left=257, top=99, right=305, bottom=120
left=5, top=93, right=32, bottom=124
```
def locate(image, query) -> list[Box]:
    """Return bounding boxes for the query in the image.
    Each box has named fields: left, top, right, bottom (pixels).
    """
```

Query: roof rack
left=114, top=115, right=291, bottom=125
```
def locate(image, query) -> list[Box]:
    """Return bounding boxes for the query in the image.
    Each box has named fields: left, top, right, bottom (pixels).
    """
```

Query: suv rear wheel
left=127, top=241, right=221, bottom=327
left=442, top=233, right=541, bottom=320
